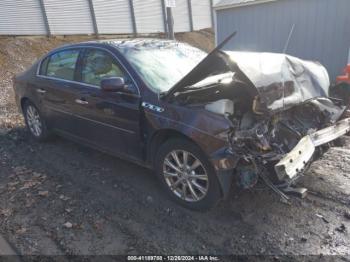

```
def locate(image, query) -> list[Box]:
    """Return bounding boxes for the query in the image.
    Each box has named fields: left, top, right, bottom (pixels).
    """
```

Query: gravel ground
left=0, top=33, right=349, bottom=258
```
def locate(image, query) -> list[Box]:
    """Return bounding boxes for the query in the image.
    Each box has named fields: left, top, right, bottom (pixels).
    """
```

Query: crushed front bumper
left=275, top=118, right=350, bottom=180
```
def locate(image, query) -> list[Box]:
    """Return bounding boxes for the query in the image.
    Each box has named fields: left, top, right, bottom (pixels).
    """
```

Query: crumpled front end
left=275, top=117, right=350, bottom=180
left=228, top=97, right=349, bottom=186
left=164, top=47, right=350, bottom=192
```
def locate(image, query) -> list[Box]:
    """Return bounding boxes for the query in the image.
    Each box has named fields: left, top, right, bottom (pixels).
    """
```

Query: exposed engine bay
left=167, top=51, right=350, bottom=197
left=179, top=80, right=347, bottom=189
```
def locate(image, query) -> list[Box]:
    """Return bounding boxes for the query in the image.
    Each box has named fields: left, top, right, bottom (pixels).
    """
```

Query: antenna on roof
left=283, top=24, right=295, bottom=54
left=281, top=24, right=295, bottom=110
left=215, top=31, right=237, bottom=51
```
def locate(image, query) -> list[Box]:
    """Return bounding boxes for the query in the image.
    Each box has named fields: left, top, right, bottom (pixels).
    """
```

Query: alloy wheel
left=26, top=105, right=42, bottom=137
left=163, top=150, right=209, bottom=202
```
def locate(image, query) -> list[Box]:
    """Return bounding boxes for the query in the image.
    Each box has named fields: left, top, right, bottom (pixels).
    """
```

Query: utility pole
left=165, top=0, right=175, bottom=39
left=166, top=7, right=174, bottom=39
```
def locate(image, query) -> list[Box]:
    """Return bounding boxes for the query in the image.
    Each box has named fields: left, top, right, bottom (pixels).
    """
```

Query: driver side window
left=81, top=49, right=126, bottom=87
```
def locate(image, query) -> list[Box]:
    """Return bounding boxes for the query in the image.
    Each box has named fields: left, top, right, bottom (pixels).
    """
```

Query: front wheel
left=23, top=101, right=51, bottom=142
left=155, top=138, right=222, bottom=211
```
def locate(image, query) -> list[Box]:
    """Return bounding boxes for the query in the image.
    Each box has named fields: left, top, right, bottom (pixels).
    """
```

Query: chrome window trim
left=36, top=74, right=101, bottom=90
left=36, top=45, right=141, bottom=96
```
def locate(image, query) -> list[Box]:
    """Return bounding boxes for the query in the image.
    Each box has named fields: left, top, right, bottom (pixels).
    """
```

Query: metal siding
left=0, top=0, right=212, bottom=35
left=133, top=0, right=164, bottom=33
left=0, top=0, right=47, bottom=35
left=172, top=0, right=191, bottom=32
left=92, top=0, right=133, bottom=34
left=216, top=0, right=350, bottom=81
left=44, top=0, right=94, bottom=34
left=191, top=0, right=212, bottom=30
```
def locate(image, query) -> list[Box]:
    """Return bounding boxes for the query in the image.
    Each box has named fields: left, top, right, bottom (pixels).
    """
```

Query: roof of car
left=65, top=38, right=184, bottom=50
left=103, top=38, right=180, bottom=48
left=43, top=38, right=200, bottom=62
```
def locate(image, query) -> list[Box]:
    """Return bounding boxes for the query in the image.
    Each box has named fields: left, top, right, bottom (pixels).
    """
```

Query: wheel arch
left=147, top=128, right=238, bottom=200
left=147, top=129, right=197, bottom=166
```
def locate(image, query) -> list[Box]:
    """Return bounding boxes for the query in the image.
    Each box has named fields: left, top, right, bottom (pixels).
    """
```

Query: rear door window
left=44, top=49, right=80, bottom=81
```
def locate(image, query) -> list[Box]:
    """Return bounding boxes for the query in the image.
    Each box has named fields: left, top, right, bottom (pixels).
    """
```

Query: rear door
left=36, top=48, right=84, bottom=134
left=72, top=48, right=143, bottom=160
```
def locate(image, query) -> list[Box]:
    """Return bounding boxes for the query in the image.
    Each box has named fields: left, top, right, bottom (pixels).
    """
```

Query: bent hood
left=226, top=51, right=330, bottom=111
left=164, top=47, right=330, bottom=112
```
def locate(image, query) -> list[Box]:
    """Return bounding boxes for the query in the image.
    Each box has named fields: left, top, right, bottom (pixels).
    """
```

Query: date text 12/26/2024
left=127, top=256, right=220, bottom=261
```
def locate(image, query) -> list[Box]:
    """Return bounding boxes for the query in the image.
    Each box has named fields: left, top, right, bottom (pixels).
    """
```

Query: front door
left=72, top=48, right=143, bottom=161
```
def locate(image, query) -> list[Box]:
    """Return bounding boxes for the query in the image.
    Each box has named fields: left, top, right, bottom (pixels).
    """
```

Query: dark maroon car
left=13, top=36, right=350, bottom=210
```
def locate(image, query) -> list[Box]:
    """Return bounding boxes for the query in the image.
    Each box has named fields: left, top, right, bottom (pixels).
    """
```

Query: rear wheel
left=23, top=101, right=50, bottom=142
left=155, top=138, right=221, bottom=211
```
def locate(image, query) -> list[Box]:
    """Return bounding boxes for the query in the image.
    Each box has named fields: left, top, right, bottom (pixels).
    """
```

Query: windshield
left=119, top=42, right=207, bottom=93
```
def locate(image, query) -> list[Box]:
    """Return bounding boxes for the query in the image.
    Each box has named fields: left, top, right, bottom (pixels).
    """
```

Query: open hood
left=162, top=32, right=253, bottom=100
left=163, top=34, right=330, bottom=112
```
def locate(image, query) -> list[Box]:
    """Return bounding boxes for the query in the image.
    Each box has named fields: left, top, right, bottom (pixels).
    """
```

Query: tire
left=155, top=138, right=222, bottom=211
left=23, top=101, right=51, bottom=142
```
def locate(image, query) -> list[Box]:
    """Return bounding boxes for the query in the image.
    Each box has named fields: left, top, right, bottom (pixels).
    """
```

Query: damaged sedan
left=14, top=34, right=350, bottom=210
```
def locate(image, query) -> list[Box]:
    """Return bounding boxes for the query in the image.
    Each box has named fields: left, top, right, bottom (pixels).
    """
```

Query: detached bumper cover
left=275, top=118, right=350, bottom=180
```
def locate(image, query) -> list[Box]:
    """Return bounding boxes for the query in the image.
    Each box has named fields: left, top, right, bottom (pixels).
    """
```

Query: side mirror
left=101, top=77, right=128, bottom=92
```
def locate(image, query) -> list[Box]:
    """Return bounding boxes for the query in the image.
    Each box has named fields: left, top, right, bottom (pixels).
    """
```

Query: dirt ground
left=0, top=30, right=349, bottom=258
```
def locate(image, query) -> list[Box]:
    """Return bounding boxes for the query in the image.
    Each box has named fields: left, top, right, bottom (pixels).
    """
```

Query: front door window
left=81, top=49, right=125, bottom=87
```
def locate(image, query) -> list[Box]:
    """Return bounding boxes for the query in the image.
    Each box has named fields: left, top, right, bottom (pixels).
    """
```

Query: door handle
left=75, top=98, right=89, bottom=105
left=36, top=88, right=46, bottom=94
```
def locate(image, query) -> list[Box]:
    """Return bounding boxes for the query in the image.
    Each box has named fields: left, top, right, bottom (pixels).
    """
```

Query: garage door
left=133, top=0, right=165, bottom=33
left=0, top=0, right=47, bottom=35
left=93, top=0, right=133, bottom=34
left=172, top=0, right=191, bottom=32
left=44, top=0, right=94, bottom=35
left=191, top=0, right=212, bottom=30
